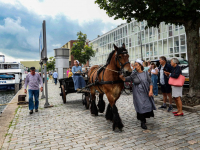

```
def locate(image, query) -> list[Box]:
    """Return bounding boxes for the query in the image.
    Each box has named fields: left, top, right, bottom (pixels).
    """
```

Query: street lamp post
left=39, top=60, right=45, bottom=99
left=132, top=25, right=143, bottom=60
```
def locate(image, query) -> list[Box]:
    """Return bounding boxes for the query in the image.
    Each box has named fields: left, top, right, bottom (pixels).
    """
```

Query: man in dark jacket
left=158, top=56, right=173, bottom=112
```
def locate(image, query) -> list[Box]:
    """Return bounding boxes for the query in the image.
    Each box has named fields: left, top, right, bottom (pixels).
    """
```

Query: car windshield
left=179, top=60, right=188, bottom=64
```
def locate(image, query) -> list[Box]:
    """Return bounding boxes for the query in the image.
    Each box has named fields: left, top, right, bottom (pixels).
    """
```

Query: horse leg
left=90, top=88, right=98, bottom=116
left=105, top=103, right=113, bottom=121
left=112, top=104, right=124, bottom=131
left=97, top=93, right=105, bottom=113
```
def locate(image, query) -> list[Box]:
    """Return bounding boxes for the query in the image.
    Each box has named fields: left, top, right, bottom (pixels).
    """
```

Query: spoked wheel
left=61, top=85, right=66, bottom=103
left=124, top=88, right=131, bottom=95
left=82, top=94, right=86, bottom=105
left=82, top=93, right=90, bottom=109
left=85, top=94, right=90, bottom=109
left=123, top=82, right=132, bottom=95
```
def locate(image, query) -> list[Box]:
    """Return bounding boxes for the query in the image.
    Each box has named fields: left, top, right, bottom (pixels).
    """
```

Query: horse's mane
left=106, top=50, right=116, bottom=65
left=106, top=46, right=128, bottom=66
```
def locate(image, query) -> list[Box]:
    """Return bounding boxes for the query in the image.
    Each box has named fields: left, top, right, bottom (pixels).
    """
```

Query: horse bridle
left=115, top=51, right=130, bottom=74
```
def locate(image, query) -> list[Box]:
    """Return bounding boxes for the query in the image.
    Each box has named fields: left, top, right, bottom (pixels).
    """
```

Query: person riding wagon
left=72, top=60, right=86, bottom=92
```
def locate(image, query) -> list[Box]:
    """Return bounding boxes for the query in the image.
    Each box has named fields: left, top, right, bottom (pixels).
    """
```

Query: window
left=125, top=26, right=128, bottom=36
left=142, top=45, right=145, bottom=57
left=181, top=53, right=186, bottom=59
left=141, top=31, right=144, bottom=43
left=129, top=37, right=131, bottom=47
left=145, top=29, right=148, bottom=43
left=141, top=21, right=144, bottom=30
left=126, top=37, right=128, bottom=47
left=169, top=25, right=173, bottom=37
left=150, top=43, right=153, bottom=56
left=154, top=42, right=158, bottom=56
left=179, top=25, right=185, bottom=34
left=122, top=27, right=125, bottom=37
left=174, top=36, right=179, bottom=53
left=168, top=38, right=173, bottom=53
left=132, top=47, right=135, bottom=60
left=180, top=34, right=186, bottom=52
left=146, top=44, right=149, bottom=57
left=138, top=33, right=141, bottom=45
left=163, top=39, right=167, bottom=54
left=158, top=40, right=163, bottom=55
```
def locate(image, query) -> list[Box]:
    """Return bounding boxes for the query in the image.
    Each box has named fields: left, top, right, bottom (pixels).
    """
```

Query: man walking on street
left=158, top=56, right=173, bottom=112
left=53, top=70, right=58, bottom=85
left=24, top=67, right=43, bottom=114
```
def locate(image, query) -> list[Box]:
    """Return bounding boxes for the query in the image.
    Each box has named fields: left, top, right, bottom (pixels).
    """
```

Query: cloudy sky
left=0, top=0, right=125, bottom=62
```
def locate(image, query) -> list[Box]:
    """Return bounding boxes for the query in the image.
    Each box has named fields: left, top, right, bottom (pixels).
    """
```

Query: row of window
left=90, top=52, right=187, bottom=66
left=93, top=34, right=186, bottom=56
left=91, top=21, right=185, bottom=48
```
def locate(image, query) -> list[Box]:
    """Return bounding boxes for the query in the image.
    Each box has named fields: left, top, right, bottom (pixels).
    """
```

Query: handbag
left=168, top=68, right=185, bottom=87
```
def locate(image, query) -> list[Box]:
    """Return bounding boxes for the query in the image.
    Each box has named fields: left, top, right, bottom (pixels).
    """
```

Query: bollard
left=18, top=95, right=28, bottom=105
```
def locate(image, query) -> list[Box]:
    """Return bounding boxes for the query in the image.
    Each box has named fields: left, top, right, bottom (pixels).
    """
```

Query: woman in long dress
left=72, top=60, right=86, bottom=91
left=119, top=59, right=156, bottom=129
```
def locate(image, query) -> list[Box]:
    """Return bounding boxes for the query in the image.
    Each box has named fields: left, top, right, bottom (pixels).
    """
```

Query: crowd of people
left=121, top=56, right=184, bottom=129
left=24, top=56, right=184, bottom=130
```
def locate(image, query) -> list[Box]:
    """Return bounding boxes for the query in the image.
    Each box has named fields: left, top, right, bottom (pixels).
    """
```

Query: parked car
left=182, top=67, right=189, bottom=86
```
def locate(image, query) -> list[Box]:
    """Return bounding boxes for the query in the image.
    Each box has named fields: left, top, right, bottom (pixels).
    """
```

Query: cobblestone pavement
left=1, top=81, right=200, bottom=150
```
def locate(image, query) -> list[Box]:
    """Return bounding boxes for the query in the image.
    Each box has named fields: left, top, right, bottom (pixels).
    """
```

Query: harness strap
left=98, top=80, right=123, bottom=85
left=86, top=80, right=123, bottom=88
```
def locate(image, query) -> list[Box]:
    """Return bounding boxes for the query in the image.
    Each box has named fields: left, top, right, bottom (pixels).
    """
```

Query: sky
left=0, top=0, right=125, bottom=62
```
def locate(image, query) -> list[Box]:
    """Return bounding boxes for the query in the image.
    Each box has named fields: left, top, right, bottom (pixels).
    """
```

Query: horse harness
left=86, top=50, right=130, bottom=93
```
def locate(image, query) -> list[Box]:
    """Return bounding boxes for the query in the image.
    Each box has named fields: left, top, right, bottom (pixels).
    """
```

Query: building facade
left=62, top=40, right=77, bottom=67
left=62, top=40, right=89, bottom=67
left=54, top=48, right=69, bottom=79
left=89, top=20, right=187, bottom=66
left=20, top=61, right=40, bottom=71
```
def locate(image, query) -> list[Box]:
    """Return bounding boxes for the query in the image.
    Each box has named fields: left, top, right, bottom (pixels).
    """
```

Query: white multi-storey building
left=89, top=20, right=187, bottom=66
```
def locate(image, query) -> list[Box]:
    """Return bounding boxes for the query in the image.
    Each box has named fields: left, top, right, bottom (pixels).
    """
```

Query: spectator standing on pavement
left=53, top=70, right=58, bottom=85
left=143, top=61, right=149, bottom=72
left=47, top=72, right=49, bottom=83
left=42, top=73, right=45, bottom=83
left=164, top=58, right=183, bottom=116
left=130, top=61, right=135, bottom=70
left=147, top=60, right=151, bottom=69
left=24, top=67, right=43, bottom=114
left=66, top=68, right=70, bottom=78
left=119, top=59, right=156, bottom=130
left=68, top=69, right=73, bottom=78
left=151, top=63, right=158, bottom=96
left=158, top=56, right=173, bottom=112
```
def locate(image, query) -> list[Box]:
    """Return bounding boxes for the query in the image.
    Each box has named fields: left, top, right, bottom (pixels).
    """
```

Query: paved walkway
left=1, top=81, right=200, bottom=150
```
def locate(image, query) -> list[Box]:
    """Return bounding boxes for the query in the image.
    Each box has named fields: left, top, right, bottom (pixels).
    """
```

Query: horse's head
left=114, top=43, right=132, bottom=77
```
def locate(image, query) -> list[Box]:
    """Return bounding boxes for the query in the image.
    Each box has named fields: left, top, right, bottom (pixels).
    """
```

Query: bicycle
left=122, top=82, right=132, bottom=95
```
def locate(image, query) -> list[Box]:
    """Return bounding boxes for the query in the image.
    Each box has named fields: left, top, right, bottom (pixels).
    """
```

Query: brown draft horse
left=87, top=43, right=132, bottom=131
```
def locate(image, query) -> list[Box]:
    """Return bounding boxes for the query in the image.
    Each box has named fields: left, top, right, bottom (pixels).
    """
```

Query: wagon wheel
left=82, top=94, right=85, bottom=105
left=61, top=85, right=66, bottom=103
left=85, top=94, right=90, bottom=109
left=124, top=88, right=131, bottom=95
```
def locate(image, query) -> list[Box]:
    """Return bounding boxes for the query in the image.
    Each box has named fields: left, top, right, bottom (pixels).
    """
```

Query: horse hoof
left=113, top=127, right=123, bottom=132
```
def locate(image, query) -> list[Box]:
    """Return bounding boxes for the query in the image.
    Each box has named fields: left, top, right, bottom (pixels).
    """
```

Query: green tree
left=71, top=31, right=96, bottom=64
left=95, top=0, right=200, bottom=97
left=47, top=56, right=55, bottom=71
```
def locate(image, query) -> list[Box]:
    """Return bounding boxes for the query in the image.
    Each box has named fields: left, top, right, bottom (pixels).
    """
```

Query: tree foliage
left=95, top=0, right=200, bottom=97
left=47, top=56, right=55, bottom=71
left=95, top=0, right=200, bottom=26
left=71, top=31, right=96, bottom=64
